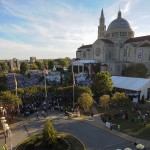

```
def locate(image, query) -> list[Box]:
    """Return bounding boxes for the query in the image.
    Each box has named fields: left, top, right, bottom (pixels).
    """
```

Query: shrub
left=43, top=119, right=58, bottom=146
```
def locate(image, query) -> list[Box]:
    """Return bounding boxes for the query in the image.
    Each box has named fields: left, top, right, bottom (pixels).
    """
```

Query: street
left=0, top=111, right=135, bottom=150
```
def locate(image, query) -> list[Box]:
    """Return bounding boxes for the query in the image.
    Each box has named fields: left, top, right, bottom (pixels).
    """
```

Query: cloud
left=0, top=0, right=97, bottom=60
left=105, top=0, right=140, bottom=24
left=0, top=0, right=149, bottom=60
left=0, top=38, right=77, bottom=60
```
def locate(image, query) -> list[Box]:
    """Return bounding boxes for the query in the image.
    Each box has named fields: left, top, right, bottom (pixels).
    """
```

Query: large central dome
left=107, top=17, right=130, bottom=30
left=106, top=10, right=134, bottom=42
left=107, top=10, right=131, bottom=30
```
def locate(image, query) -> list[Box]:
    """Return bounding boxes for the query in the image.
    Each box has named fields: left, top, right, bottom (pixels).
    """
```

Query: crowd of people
left=6, top=73, right=44, bottom=90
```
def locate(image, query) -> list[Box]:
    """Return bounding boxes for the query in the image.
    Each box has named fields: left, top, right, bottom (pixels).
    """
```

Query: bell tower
left=98, top=8, right=106, bottom=39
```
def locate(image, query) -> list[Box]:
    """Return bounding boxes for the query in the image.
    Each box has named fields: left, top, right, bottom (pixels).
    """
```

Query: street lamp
left=0, top=117, right=12, bottom=150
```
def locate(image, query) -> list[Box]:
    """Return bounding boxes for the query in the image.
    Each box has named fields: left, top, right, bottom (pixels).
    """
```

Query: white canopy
left=112, top=76, right=150, bottom=91
left=72, top=60, right=96, bottom=66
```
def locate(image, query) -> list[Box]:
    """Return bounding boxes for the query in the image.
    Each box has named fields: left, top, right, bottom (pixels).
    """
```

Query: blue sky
left=0, top=0, right=150, bottom=60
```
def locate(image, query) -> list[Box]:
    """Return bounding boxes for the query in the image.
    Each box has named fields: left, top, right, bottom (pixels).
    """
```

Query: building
left=73, top=9, right=150, bottom=76
left=9, top=58, right=20, bottom=71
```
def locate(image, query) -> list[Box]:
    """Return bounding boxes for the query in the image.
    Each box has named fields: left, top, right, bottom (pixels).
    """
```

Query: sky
left=0, top=0, right=150, bottom=60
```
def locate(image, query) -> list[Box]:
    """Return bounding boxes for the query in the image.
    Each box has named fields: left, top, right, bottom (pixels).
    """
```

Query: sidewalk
left=74, top=106, right=150, bottom=149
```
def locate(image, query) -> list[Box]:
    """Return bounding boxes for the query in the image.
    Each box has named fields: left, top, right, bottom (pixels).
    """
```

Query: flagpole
left=14, top=73, right=17, bottom=96
left=44, top=74, right=47, bottom=100
left=44, top=68, right=48, bottom=101
left=14, top=73, right=19, bottom=108
left=72, top=72, right=75, bottom=107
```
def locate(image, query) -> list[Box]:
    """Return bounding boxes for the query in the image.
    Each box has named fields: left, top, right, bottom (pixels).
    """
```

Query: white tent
left=72, top=60, right=96, bottom=65
left=112, top=76, right=150, bottom=100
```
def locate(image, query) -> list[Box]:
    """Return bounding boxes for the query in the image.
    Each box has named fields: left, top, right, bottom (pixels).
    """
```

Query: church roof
left=101, top=39, right=114, bottom=44
left=78, top=44, right=92, bottom=49
left=139, top=43, right=150, bottom=47
left=125, top=35, right=150, bottom=43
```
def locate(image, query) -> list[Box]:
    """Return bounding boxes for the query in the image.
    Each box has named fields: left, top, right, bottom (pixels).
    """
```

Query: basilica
left=73, top=9, right=150, bottom=76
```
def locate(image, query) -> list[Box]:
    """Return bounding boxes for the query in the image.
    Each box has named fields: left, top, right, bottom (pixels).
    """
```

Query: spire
left=117, top=3, right=121, bottom=18
left=98, top=8, right=106, bottom=39
left=101, top=8, right=104, bottom=18
left=117, top=10, right=121, bottom=18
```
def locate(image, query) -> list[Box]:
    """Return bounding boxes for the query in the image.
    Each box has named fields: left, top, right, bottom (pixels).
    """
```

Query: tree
left=55, top=58, right=70, bottom=68
left=122, top=63, right=148, bottom=78
left=75, top=86, right=93, bottom=100
left=77, top=93, right=94, bottom=111
left=35, top=61, right=43, bottom=70
left=0, top=91, right=22, bottom=108
left=91, top=72, right=113, bottom=98
left=20, top=61, right=29, bottom=74
left=111, top=92, right=131, bottom=108
left=0, top=72, right=7, bottom=91
left=31, top=63, right=38, bottom=70
left=48, top=59, right=56, bottom=70
left=0, top=62, right=8, bottom=72
left=99, top=94, right=110, bottom=112
left=43, top=59, right=48, bottom=69
left=43, top=119, right=58, bottom=146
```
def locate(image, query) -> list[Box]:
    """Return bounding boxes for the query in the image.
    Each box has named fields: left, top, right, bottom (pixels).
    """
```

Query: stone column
left=82, top=64, right=84, bottom=73
left=78, top=65, right=80, bottom=73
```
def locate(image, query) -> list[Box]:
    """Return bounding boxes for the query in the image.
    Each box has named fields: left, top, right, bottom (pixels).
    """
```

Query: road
left=0, top=111, right=135, bottom=150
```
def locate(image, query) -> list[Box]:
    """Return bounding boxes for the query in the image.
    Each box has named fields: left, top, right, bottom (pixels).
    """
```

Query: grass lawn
left=97, top=101, right=150, bottom=140
left=113, top=117, right=150, bottom=140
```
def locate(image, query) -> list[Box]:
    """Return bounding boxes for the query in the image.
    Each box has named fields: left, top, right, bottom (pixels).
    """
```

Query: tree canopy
left=111, top=92, right=131, bottom=108
left=77, top=93, right=94, bottom=111
left=48, top=59, right=56, bottom=70
left=55, top=58, right=70, bottom=68
left=35, top=61, right=43, bottom=70
left=122, top=63, right=148, bottom=78
left=20, top=61, right=29, bottom=74
left=0, top=62, right=8, bottom=72
left=0, top=91, right=22, bottom=107
left=99, top=94, right=110, bottom=112
left=0, top=72, right=7, bottom=91
left=91, top=71, right=113, bottom=98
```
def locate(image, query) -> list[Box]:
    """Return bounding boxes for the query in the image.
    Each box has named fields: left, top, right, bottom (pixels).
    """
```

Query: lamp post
left=1, top=117, right=7, bottom=144
left=0, top=117, right=12, bottom=150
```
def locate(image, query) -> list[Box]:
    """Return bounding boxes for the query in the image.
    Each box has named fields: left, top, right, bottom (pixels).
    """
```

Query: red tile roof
left=125, top=35, right=150, bottom=43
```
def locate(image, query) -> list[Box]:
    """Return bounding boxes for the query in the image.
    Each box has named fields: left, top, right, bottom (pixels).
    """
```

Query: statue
left=53, top=66, right=56, bottom=72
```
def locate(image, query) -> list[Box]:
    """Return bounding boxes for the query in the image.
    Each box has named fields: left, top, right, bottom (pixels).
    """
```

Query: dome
left=106, top=10, right=134, bottom=42
left=107, top=11, right=131, bottom=31
left=107, top=18, right=130, bottom=30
